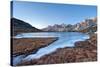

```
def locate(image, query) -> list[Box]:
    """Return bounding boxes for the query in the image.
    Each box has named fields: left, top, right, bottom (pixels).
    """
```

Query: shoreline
left=12, top=37, right=59, bottom=57
left=17, top=33, right=97, bottom=66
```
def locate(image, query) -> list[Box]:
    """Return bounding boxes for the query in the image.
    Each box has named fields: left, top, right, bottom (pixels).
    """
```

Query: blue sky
left=12, top=1, right=97, bottom=29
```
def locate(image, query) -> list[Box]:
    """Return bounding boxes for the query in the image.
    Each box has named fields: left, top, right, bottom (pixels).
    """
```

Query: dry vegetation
left=12, top=37, right=58, bottom=56
left=17, top=34, right=97, bottom=65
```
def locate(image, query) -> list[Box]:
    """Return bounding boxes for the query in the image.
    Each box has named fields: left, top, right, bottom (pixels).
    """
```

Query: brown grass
left=17, top=34, right=97, bottom=66
left=12, top=37, right=58, bottom=56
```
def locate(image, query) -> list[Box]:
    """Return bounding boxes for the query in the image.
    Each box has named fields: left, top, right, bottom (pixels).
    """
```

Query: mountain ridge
left=42, top=17, right=97, bottom=33
left=11, top=17, right=97, bottom=36
left=11, top=18, right=41, bottom=36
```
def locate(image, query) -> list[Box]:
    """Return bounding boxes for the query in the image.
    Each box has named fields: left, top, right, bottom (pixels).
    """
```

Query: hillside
left=11, top=18, right=41, bottom=36
left=79, top=25, right=97, bottom=33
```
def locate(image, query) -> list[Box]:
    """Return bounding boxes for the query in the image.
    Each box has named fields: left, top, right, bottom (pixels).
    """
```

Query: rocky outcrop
left=11, top=18, right=42, bottom=36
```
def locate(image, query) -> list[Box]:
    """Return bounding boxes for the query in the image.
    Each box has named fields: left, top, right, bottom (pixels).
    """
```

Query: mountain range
left=11, top=17, right=97, bottom=36
left=42, top=17, right=97, bottom=33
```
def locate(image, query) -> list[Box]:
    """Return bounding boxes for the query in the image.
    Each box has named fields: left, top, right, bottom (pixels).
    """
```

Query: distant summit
left=42, top=17, right=97, bottom=33
left=11, top=18, right=41, bottom=36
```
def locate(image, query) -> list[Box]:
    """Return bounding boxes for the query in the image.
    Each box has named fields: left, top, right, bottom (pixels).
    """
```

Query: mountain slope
left=79, top=25, right=97, bottom=33
left=11, top=18, right=41, bottom=36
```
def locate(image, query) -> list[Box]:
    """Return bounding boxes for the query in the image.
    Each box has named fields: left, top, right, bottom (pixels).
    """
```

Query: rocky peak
left=42, top=17, right=97, bottom=32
